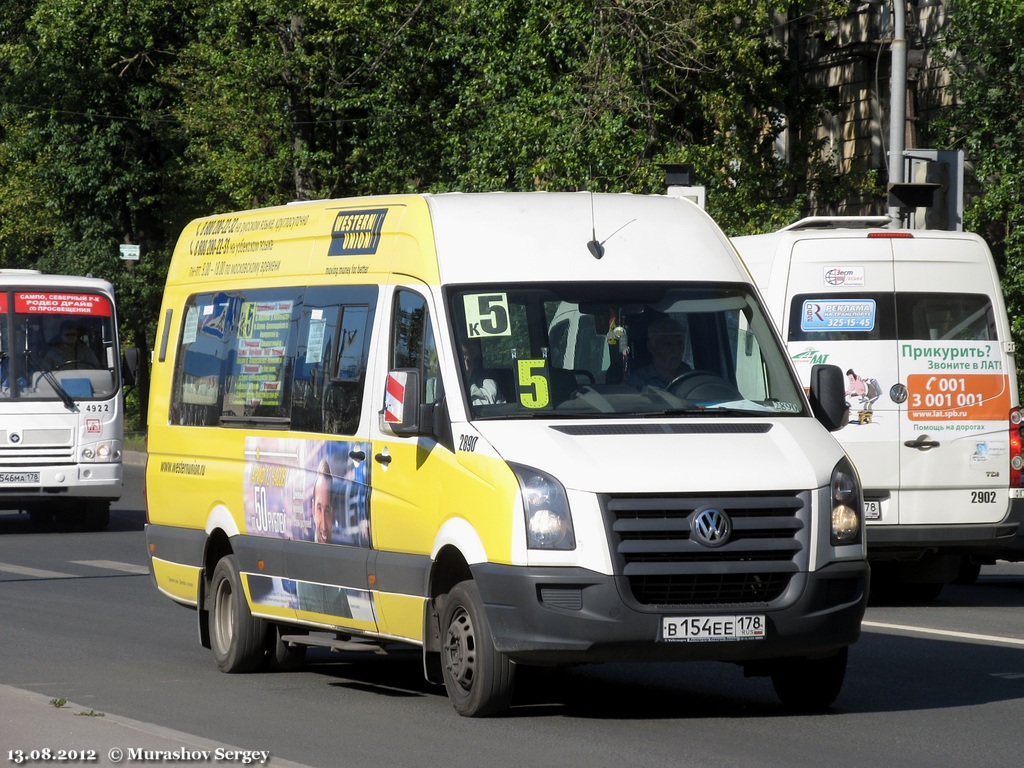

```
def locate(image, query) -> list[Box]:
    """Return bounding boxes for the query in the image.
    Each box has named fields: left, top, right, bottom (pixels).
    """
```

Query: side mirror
left=382, top=369, right=421, bottom=435
left=808, top=363, right=849, bottom=432
left=121, top=346, right=142, bottom=387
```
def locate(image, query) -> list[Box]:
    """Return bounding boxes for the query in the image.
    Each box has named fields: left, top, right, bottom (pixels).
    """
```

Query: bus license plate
left=661, top=615, right=766, bottom=643
left=0, top=472, right=39, bottom=484
left=864, top=500, right=881, bottom=520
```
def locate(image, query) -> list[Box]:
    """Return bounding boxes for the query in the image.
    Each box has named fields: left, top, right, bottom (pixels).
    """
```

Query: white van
left=146, top=193, right=868, bottom=715
left=733, top=217, right=1024, bottom=599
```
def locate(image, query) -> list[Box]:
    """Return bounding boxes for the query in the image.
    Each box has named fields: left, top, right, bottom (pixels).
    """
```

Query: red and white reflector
left=384, top=372, right=407, bottom=423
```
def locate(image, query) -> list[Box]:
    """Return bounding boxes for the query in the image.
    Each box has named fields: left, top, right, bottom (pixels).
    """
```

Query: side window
left=294, top=286, right=377, bottom=435
left=391, top=289, right=439, bottom=405
left=170, top=285, right=377, bottom=434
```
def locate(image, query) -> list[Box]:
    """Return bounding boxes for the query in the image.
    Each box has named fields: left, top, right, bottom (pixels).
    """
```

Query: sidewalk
left=0, top=684, right=314, bottom=768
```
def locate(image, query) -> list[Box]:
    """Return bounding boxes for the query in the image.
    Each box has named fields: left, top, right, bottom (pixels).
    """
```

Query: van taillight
left=1010, top=408, right=1023, bottom=487
left=867, top=232, right=914, bottom=239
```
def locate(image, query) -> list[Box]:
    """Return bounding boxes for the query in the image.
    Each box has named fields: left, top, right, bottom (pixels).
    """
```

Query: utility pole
left=887, top=0, right=907, bottom=227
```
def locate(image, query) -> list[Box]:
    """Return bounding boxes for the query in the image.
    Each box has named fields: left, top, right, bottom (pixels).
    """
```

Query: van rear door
left=892, top=236, right=1012, bottom=527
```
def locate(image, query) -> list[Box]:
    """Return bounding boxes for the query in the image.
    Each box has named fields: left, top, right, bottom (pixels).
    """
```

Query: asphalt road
left=1, top=462, right=1023, bottom=768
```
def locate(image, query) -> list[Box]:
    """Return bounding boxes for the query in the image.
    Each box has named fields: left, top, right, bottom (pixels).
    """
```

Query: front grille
left=0, top=428, right=75, bottom=464
left=604, top=491, right=810, bottom=607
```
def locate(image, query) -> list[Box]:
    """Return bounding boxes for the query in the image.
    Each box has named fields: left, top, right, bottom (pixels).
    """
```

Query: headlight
left=510, top=464, right=575, bottom=550
left=830, top=457, right=862, bottom=545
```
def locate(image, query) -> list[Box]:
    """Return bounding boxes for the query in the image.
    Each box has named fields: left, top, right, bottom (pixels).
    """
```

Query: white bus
left=0, top=270, right=137, bottom=530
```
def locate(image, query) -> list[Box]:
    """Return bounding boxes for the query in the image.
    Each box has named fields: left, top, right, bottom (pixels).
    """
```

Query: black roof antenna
left=587, top=193, right=635, bottom=260
left=587, top=194, right=604, bottom=259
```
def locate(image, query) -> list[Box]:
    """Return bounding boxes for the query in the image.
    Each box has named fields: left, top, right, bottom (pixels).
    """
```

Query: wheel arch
left=198, top=526, right=235, bottom=649
left=422, top=543, right=474, bottom=684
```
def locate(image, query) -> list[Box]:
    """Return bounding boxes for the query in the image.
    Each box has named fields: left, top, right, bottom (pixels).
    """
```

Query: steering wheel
left=54, top=360, right=96, bottom=371
left=572, top=369, right=596, bottom=386
left=667, top=370, right=742, bottom=401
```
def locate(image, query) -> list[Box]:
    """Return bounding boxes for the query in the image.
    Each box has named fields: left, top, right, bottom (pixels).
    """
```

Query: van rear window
left=788, top=292, right=996, bottom=342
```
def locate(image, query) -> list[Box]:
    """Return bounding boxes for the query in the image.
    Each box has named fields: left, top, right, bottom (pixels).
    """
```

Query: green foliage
left=0, top=0, right=881, bottom=431
left=932, top=0, right=1024, bottom=364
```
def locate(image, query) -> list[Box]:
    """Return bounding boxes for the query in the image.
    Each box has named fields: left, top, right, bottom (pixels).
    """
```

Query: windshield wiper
left=27, top=351, right=76, bottom=411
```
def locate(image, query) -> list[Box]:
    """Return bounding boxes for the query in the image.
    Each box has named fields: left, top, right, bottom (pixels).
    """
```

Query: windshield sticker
left=800, top=299, right=875, bottom=332
left=464, top=293, right=512, bottom=338
left=515, top=358, right=552, bottom=409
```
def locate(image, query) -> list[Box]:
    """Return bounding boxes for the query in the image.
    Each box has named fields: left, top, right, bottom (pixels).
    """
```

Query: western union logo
left=328, top=208, right=387, bottom=256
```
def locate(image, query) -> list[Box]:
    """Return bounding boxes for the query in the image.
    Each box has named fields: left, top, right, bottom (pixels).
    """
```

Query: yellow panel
left=371, top=442, right=517, bottom=563
left=373, top=592, right=425, bottom=643
left=151, top=558, right=201, bottom=604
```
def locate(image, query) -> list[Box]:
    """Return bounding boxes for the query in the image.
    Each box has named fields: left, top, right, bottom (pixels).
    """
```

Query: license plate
left=864, top=500, right=882, bottom=520
left=0, top=472, right=40, bottom=484
left=661, top=615, right=766, bottom=643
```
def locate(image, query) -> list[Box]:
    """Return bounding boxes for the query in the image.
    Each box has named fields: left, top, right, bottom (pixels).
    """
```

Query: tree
left=932, top=0, right=1024, bottom=361
left=0, top=0, right=207, bottom=427
left=0, top=0, right=856, bottom=432
left=167, top=0, right=848, bottom=228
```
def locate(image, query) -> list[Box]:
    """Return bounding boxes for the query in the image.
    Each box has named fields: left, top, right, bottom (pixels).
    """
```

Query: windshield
left=0, top=290, right=119, bottom=400
left=449, top=282, right=806, bottom=419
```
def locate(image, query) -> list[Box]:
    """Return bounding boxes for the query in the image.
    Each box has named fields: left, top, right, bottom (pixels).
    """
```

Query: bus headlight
left=511, top=464, right=575, bottom=550
left=82, top=443, right=118, bottom=462
left=830, top=457, right=862, bottom=545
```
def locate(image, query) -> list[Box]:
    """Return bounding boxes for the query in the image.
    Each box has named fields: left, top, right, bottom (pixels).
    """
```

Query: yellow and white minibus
left=146, top=193, right=868, bottom=716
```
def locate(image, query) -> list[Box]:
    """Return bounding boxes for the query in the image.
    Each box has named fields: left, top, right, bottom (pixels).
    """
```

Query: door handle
left=349, top=449, right=366, bottom=462
left=374, top=450, right=392, bottom=465
left=904, top=435, right=940, bottom=451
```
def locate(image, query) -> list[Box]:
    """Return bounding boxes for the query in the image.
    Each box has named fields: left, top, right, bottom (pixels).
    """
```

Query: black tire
left=869, top=564, right=945, bottom=604
left=28, top=508, right=55, bottom=528
left=209, top=555, right=268, bottom=672
left=266, top=625, right=306, bottom=672
left=440, top=580, right=515, bottom=717
left=770, top=647, right=848, bottom=711
left=82, top=501, right=110, bottom=532
left=953, top=558, right=982, bottom=586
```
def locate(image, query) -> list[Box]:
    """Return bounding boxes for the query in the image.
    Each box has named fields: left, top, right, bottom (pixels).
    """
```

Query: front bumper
left=472, top=559, right=869, bottom=665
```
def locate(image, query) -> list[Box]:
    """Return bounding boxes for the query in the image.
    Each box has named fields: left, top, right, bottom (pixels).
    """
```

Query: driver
left=628, top=316, right=690, bottom=389
left=44, top=321, right=101, bottom=370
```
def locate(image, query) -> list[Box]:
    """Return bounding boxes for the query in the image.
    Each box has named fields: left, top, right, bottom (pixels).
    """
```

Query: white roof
left=424, top=192, right=746, bottom=284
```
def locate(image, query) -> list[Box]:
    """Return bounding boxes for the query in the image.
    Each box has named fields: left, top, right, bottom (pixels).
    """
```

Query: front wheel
left=82, top=501, right=110, bottom=531
left=209, top=555, right=268, bottom=672
left=440, top=580, right=515, bottom=717
left=770, top=647, right=848, bottom=711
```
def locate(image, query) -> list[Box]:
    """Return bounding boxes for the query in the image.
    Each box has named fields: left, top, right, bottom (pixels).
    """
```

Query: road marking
left=72, top=559, right=150, bottom=575
left=863, top=620, right=1024, bottom=648
left=0, top=563, right=75, bottom=579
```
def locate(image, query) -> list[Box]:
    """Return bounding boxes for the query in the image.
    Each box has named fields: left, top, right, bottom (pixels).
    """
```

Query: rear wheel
left=440, top=580, right=515, bottom=717
left=953, top=557, right=982, bottom=585
left=266, top=625, right=306, bottom=672
left=770, top=647, right=848, bottom=711
left=209, top=555, right=267, bottom=672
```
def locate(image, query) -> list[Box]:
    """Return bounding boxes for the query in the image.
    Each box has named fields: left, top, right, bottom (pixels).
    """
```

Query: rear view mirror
left=382, top=369, right=421, bottom=435
left=121, top=346, right=142, bottom=386
left=808, top=364, right=849, bottom=432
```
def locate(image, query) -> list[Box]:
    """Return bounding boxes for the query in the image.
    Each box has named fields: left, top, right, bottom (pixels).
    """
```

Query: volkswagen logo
left=691, top=507, right=732, bottom=547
